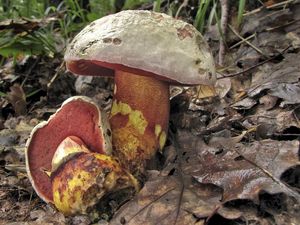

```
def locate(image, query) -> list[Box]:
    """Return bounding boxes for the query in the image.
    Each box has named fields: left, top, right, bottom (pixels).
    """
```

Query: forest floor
left=1, top=1, right=300, bottom=225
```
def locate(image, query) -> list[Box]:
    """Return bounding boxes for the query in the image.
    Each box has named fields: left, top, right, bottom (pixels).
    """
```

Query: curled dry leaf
left=232, top=97, right=257, bottom=110
left=215, top=77, right=231, bottom=98
left=246, top=107, right=300, bottom=135
left=110, top=172, right=222, bottom=225
left=269, top=83, right=300, bottom=106
left=248, top=54, right=300, bottom=103
left=6, top=84, right=27, bottom=116
left=259, top=94, right=278, bottom=110
left=178, top=130, right=300, bottom=203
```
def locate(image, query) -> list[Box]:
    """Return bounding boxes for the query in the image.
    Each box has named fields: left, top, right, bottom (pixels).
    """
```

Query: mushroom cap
left=25, top=96, right=112, bottom=203
left=65, top=10, right=216, bottom=86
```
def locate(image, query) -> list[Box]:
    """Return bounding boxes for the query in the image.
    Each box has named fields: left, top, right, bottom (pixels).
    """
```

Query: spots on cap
left=195, top=58, right=202, bottom=65
left=103, top=37, right=122, bottom=45
left=151, top=11, right=164, bottom=22
left=80, top=39, right=100, bottom=55
left=113, top=38, right=122, bottom=45
left=198, top=67, right=207, bottom=75
left=177, top=24, right=194, bottom=40
left=103, top=38, right=113, bottom=44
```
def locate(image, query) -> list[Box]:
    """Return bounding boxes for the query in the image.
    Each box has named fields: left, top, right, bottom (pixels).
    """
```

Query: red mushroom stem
left=109, top=70, right=170, bottom=173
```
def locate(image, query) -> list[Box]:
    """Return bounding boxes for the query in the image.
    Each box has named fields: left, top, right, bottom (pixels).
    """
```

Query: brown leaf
left=110, top=172, right=222, bottom=225
left=246, top=107, right=300, bottom=136
left=215, top=77, right=231, bottom=98
left=178, top=130, right=300, bottom=202
left=248, top=54, right=300, bottom=100
left=6, top=84, right=27, bottom=116
left=259, top=95, right=278, bottom=110
left=0, top=17, right=58, bottom=33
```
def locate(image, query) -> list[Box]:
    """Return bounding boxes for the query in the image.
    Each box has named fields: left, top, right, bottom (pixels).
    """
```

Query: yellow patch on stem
left=155, top=124, right=162, bottom=138
left=110, top=100, right=148, bottom=135
left=159, top=131, right=167, bottom=150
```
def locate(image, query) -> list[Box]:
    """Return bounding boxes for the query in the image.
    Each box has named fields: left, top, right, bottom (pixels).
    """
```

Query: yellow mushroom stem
left=109, top=70, right=170, bottom=173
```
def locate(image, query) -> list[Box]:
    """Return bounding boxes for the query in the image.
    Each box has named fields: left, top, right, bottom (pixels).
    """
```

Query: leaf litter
left=1, top=1, right=300, bottom=225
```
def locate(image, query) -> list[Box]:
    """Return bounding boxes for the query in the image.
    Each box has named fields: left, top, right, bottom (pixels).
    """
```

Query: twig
left=243, top=7, right=263, bottom=16
left=175, top=0, right=189, bottom=19
left=21, top=57, right=40, bottom=87
left=170, top=132, right=185, bottom=225
left=47, top=61, right=65, bottom=89
left=266, top=19, right=298, bottom=31
left=266, top=0, right=296, bottom=9
left=229, top=33, right=256, bottom=49
left=228, top=24, right=267, bottom=57
left=217, top=45, right=291, bottom=79
left=218, top=0, right=229, bottom=66
left=243, top=0, right=296, bottom=16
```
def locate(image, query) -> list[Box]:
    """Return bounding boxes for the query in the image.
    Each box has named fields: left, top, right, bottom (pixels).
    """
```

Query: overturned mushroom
left=65, top=10, right=216, bottom=172
left=25, top=96, right=138, bottom=214
left=52, top=136, right=138, bottom=217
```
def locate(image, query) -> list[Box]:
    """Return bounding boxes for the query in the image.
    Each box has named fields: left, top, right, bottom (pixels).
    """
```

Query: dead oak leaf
left=110, top=172, right=222, bottom=225
left=178, top=130, right=300, bottom=203
left=248, top=53, right=300, bottom=105
left=245, top=107, right=300, bottom=138
left=6, top=84, right=27, bottom=116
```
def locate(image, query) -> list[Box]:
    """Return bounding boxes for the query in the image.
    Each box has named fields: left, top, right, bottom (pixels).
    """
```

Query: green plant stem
left=238, top=0, right=246, bottom=28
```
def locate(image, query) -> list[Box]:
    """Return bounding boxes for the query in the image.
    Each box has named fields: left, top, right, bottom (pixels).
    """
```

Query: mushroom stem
left=109, top=70, right=170, bottom=173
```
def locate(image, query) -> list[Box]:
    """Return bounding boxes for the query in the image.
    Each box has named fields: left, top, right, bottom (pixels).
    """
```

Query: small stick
left=47, top=61, right=65, bottom=89
left=21, top=57, right=40, bottom=87
left=229, top=33, right=256, bottom=49
left=266, top=0, right=295, bottom=9
left=218, top=45, right=291, bottom=79
left=219, top=0, right=229, bottom=66
left=229, top=24, right=266, bottom=57
left=175, top=0, right=188, bottom=19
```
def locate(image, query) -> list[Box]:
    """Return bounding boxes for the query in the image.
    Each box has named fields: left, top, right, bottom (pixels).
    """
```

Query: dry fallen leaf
left=6, top=84, right=27, bottom=116
left=245, top=107, right=300, bottom=136
left=110, top=172, right=222, bottom=225
left=178, top=130, right=300, bottom=203
left=248, top=54, right=300, bottom=101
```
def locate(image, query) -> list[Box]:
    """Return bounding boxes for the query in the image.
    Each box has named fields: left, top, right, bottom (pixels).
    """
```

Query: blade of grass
left=194, top=0, right=212, bottom=33
left=0, top=91, right=7, bottom=97
left=207, top=1, right=217, bottom=27
left=237, top=0, right=246, bottom=28
left=153, top=0, right=161, bottom=12
left=26, top=88, right=42, bottom=98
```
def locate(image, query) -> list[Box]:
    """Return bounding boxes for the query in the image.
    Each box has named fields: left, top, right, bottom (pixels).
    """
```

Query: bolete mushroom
left=25, top=96, right=138, bottom=211
left=51, top=136, right=138, bottom=217
left=65, top=10, right=216, bottom=173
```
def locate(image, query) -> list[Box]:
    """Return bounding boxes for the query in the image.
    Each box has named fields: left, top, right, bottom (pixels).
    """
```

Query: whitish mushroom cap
left=65, top=10, right=216, bottom=85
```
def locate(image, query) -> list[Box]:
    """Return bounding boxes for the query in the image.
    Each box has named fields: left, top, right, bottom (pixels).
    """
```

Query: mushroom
left=65, top=10, right=216, bottom=173
left=25, top=96, right=138, bottom=206
left=51, top=136, right=138, bottom=217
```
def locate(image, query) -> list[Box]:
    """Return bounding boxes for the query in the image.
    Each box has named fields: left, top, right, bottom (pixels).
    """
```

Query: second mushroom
left=65, top=10, right=216, bottom=174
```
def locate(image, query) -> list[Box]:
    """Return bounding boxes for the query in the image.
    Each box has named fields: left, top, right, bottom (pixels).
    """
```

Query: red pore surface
left=66, top=60, right=179, bottom=84
left=27, top=99, right=106, bottom=202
